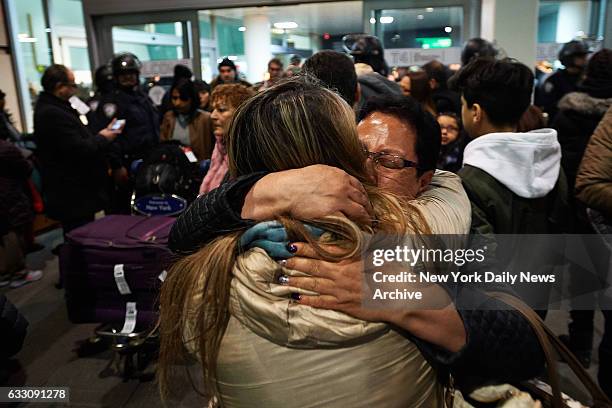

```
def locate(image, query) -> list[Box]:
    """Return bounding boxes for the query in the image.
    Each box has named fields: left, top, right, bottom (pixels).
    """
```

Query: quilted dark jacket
left=169, top=175, right=545, bottom=388
left=0, top=139, right=33, bottom=235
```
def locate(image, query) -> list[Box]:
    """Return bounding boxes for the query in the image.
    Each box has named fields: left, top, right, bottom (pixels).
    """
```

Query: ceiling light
left=18, top=37, right=37, bottom=43
left=369, top=17, right=376, bottom=24
left=274, top=21, right=298, bottom=29
left=18, top=33, right=37, bottom=42
left=445, top=26, right=452, bottom=33
left=380, top=16, right=394, bottom=24
left=238, top=26, right=246, bottom=32
left=417, top=14, right=424, bottom=20
left=271, top=28, right=285, bottom=34
left=426, top=7, right=434, bottom=12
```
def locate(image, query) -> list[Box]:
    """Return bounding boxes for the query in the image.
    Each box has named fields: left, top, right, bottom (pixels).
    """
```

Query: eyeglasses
left=439, top=125, right=459, bottom=132
left=363, top=149, right=422, bottom=170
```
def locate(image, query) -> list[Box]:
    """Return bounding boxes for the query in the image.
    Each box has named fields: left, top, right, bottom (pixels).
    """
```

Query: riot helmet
left=111, top=52, right=141, bottom=91
left=94, top=64, right=114, bottom=94
left=558, top=40, right=591, bottom=68
left=111, top=52, right=142, bottom=77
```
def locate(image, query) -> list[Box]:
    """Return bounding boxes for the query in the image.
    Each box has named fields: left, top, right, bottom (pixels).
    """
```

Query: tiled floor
left=1, top=228, right=606, bottom=407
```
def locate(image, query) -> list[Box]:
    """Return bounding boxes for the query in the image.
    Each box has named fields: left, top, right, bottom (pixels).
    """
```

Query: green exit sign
left=416, top=37, right=452, bottom=49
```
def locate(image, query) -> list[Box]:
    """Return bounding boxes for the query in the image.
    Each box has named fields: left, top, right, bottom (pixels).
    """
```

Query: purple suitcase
left=59, top=215, right=176, bottom=329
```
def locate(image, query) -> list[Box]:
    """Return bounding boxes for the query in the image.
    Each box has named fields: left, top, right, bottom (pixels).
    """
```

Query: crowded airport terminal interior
left=1, top=0, right=612, bottom=406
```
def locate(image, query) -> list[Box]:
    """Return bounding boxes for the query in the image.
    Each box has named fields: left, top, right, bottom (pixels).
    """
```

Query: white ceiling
left=200, top=1, right=364, bottom=36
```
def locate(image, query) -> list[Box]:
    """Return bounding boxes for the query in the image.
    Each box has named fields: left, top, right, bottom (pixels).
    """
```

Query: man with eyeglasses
left=34, top=64, right=122, bottom=236
left=168, top=90, right=546, bottom=387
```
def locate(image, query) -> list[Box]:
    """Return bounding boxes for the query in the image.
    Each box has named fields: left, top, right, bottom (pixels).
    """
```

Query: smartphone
left=111, top=119, right=126, bottom=131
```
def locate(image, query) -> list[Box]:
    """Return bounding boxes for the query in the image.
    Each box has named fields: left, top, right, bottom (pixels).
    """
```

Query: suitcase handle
left=124, top=217, right=175, bottom=243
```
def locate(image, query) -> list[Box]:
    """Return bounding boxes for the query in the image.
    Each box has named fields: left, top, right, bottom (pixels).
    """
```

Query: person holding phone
left=34, top=64, right=123, bottom=236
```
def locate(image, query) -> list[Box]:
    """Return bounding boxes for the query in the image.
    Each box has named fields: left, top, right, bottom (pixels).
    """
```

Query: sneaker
left=0, top=279, right=10, bottom=287
left=10, top=270, right=43, bottom=288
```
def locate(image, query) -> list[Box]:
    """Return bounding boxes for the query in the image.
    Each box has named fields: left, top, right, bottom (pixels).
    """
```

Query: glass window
left=14, top=0, right=53, bottom=100
left=50, top=0, right=85, bottom=27
left=536, top=1, right=605, bottom=66
left=374, top=7, right=463, bottom=49
left=50, top=0, right=91, bottom=88
left=538, top=1, right=592, bottom=44
left=216, top=17, right=245, bottom=57
left=112, top=24, right=184, bottom=62
left=68, top=46, right=88, bottom=70
left=199, top=14, right=213, bottom=40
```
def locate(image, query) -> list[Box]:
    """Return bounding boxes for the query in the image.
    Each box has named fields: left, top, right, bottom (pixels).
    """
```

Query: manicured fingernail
left=278, top=275, right=289, bottom=285
left=287, top=243, right=298, bottom=253
left=290, top=293, right=302, bottom=301
left=277, top=259, right=288, bottom=267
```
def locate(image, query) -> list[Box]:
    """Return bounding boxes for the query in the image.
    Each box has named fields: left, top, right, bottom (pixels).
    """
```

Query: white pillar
left=556, top=1, right=590, bottom=43
left=243, top=14, right=271, bottom=84
left=481, top=0, right=539, bottom=68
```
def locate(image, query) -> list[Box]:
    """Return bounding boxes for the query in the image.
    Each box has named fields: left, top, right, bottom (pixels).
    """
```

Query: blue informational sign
left=132, top=194, right=187, bottom=216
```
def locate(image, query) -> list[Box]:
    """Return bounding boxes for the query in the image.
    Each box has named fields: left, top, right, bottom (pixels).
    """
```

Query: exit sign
left=416, top=37, right=452, bottom=49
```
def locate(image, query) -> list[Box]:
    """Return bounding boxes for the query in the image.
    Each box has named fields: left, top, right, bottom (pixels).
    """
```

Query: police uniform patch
left=89, top=100, right=99, bottom=112
left=544, top=81, right=554, bottom=93
left=103, top=103, right=117, bottom=118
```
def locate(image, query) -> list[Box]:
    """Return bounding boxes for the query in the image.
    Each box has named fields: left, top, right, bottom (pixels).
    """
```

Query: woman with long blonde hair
left=159, top=77, right=441, bottom=407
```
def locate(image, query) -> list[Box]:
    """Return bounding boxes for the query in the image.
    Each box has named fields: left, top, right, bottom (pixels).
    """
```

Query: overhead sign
left=140, top=59, right=193, bottom=78
left=385, top=47, right=462, bottom=67
left=416, top=37, right=453, bottom=49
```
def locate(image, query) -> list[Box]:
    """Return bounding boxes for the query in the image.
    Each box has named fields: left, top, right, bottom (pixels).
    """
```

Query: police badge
left=103, top=103, right=117, bottom=118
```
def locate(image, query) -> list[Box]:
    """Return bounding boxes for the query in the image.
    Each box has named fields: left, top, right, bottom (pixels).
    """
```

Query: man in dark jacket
left=210, top=58, right=252, bottom=90
left=34, top=64, right=121, bottom=233
left=552, top=48, right=612, bottom=367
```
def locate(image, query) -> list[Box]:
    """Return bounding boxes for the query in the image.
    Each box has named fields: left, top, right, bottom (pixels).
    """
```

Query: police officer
left=88, top=64, right=114, bottom=113
left=94, top=52, right=159, bottom=213
left=86, top=64, right=114, bottom=129
left=536, top=40, right=591, bottom=121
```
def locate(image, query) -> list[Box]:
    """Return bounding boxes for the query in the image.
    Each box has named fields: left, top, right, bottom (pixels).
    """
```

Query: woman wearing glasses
left=158, top=78, right=447, bottom=407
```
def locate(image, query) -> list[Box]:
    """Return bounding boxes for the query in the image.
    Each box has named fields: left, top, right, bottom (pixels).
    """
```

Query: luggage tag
left=120, top=302, right=137, bottom=334
left=183, top=147, right=198, bottom=163
left=114, top=264, right=132, bottom=295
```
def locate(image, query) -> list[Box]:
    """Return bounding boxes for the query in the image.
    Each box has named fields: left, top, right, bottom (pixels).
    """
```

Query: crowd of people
left=0, top=33, right=611, bottom=406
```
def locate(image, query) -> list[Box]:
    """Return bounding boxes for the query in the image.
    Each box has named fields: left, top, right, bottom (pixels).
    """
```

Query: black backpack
left=133, top=142, right=200, bottom=203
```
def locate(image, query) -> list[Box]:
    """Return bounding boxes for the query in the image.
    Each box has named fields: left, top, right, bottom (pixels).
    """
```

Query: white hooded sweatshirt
left=462, top=129, right=562, bottom=199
